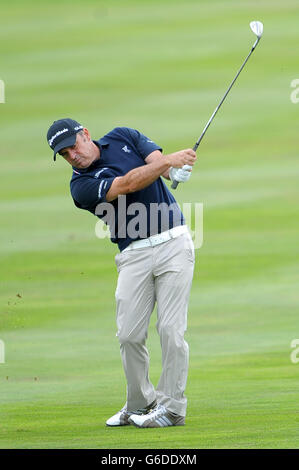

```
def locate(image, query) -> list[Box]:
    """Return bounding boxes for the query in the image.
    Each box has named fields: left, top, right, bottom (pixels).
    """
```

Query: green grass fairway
left=1, top=0, right=299, bottom=449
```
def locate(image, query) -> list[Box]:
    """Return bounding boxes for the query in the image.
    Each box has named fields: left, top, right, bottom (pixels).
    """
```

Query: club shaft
left=193, top=38, right=259, bottom=151
left=171, top=37, right=260, bottom=189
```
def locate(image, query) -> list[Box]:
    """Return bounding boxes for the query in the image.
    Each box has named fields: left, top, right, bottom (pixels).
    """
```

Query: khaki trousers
left=114, top=232, right=194, bottom=417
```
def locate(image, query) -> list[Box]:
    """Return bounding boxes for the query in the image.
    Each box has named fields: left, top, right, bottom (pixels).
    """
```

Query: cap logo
left=74, top=125, right=83, bottom=131
left=48, top=128, right=68, bottom=147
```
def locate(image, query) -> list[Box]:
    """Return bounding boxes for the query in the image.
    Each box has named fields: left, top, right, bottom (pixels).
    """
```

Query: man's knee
left=117, top=328, right=147, bottom=345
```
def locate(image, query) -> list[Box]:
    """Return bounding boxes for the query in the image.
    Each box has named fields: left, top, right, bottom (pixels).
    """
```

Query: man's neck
left=91, top=141, right=101, bottom=163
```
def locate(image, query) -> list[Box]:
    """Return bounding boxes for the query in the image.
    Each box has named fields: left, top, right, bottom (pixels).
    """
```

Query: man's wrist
left=164, top=153, right=173, bottom=168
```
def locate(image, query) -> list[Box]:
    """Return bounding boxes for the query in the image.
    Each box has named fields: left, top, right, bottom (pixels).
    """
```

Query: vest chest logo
left=122, top=145, right=131, bottom=153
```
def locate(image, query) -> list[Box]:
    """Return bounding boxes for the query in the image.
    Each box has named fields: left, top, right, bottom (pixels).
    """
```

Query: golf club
left=171, top=20, right=264, bottom=189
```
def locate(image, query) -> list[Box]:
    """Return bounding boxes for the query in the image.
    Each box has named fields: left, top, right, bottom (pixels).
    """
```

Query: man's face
left=59, top=128, right=99, bottom=169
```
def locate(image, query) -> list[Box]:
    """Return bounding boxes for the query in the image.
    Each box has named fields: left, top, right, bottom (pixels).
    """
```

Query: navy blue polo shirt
left=70, top=127, right=184, bottom=251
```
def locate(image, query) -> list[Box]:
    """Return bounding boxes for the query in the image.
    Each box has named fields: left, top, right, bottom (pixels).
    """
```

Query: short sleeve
left=70, top=175, right=115, bottom=211
left=126, top=128, right=162, bottom=159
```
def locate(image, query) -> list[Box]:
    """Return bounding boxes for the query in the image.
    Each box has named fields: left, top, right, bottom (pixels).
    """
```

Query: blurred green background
left=0, top=0, right=298, bottom=449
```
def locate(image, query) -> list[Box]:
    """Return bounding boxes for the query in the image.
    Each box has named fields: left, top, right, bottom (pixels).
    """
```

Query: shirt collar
left=97, top=137, right=110, bottom=147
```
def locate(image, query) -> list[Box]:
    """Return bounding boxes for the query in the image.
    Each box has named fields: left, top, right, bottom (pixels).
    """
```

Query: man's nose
left=68, top=148, right=77, bottom=160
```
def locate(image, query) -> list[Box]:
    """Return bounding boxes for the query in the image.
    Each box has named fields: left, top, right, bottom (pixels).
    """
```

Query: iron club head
left=250, top=21, right=263, bottom=39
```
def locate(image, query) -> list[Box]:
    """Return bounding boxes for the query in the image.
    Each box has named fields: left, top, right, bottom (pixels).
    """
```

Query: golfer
left=46, top=118, right=196, bottom=428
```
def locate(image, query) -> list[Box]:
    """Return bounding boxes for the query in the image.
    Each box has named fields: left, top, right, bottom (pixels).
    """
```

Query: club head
left=250, top=21, right=263, bottom=39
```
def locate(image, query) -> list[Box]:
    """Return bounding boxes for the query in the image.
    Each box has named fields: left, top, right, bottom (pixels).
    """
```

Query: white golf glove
left=169, top=165, right=192, bottom=183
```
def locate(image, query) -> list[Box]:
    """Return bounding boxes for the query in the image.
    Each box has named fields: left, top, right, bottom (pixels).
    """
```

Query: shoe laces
left=145, top=404, right=166, bottom=419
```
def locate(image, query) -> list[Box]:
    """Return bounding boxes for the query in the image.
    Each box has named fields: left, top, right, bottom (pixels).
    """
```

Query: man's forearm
left=106, top=148, right=196, bottom=201
left=124, top=158, right=171, bottom=193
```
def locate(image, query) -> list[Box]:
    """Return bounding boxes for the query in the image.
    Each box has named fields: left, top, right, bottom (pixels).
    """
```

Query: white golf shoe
left=106, top=400, right=157, bottom=427
left=128, top=404, right=185, bottom=428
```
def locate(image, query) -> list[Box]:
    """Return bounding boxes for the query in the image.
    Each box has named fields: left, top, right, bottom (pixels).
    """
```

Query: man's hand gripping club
left=167, top=149, right=196, bottom=184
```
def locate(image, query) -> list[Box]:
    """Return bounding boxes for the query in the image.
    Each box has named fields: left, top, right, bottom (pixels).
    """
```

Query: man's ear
left=83, top=128, right=91, bottom=141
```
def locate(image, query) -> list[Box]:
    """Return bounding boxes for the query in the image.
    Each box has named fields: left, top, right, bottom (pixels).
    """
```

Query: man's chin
left=74, top=162, right=90, bottom=169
